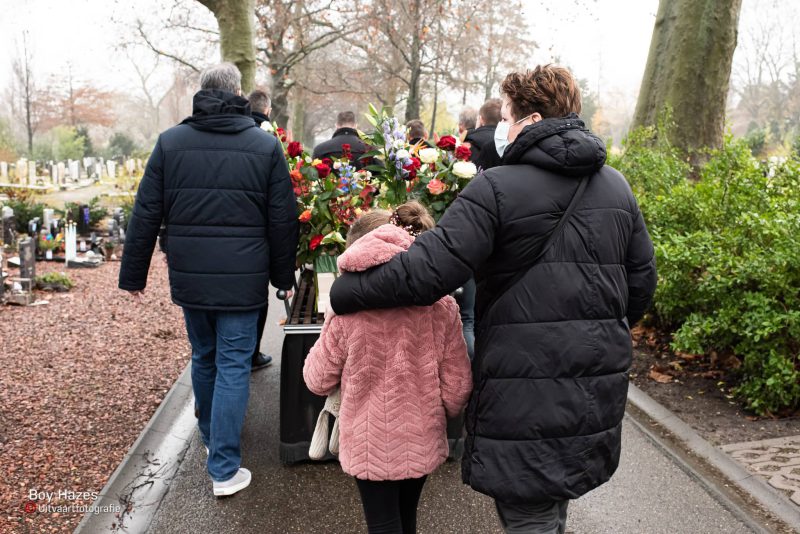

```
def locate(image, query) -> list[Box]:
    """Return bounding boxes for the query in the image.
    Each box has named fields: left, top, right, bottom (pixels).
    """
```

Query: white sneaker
left=212, top=468, right=251, bottom=497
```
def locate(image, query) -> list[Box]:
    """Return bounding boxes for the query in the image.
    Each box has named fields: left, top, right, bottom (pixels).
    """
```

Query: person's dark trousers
left=355, top=476, right=428, bottom=534
left=252, top=304, right=269, bottom=361
left=455, top=277, right=476, bottom=360
left=183, top=308, right=259, bottom=482
left=494, top=500, right=568, bottom=534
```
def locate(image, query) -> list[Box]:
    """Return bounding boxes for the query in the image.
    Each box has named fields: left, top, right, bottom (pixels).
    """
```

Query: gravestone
left=136, top=159, right=143, bottom=173
left=42, top=209, right=54, bottom=231
left=125, top=159, right=135, bottom=175
left=19, top=237, right=35, bottom=281
left=0, top=161, right=7, bottom=181
left=68, top=160, right=80, bottom=181
left=2, top=206, right=15, bottom=246
left=50, top=163, right=58, bottom=186
left=106, top=160, right=116, bottom=179
left=77, top=204, right=91, bottom=235
left=94, top=162, right=103, bottom=180
left=113, top=208, right=127, bottom=231
left=28, top=217, right=41, bottom=257
left=64, top=222, right=77, bottom=261
left=16, top=159, right=27, bottom=184
left=28, top=161, right=37, bottom=186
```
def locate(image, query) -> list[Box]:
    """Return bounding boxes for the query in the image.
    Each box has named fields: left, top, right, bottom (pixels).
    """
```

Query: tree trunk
left=633, top=0, right=743, bottom=159
left=270, top=61, right=292, bottom=128
left=404, top=0, right=423, bottom=122
left=430, top=73, right=439, bottom=134
left=197, top=0, right=256, bottom=93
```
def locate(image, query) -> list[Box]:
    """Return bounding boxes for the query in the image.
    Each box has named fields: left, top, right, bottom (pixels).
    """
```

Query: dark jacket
left=313, top=127, right=368, bottom=167
left=330, top=115, right=657, bottom=503
left=252, top=111, right=270, bottom=126
left=465, top=124, right=502, bottom=171
left=119, top=89, right=299, bottom=310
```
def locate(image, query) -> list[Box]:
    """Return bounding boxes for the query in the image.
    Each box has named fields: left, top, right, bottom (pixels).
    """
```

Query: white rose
left=452, top=161, right=478, bottom=179
left=260, top=122, right=274, bottom=132
left=419, top=148, right=439, bottom=164
left=333, top=161, right=342, bottom=170
left=395, top=149, right=410, bottom=160
left=305, top=156, right=313, bottom=164
left=393, top=139, right=406, bottom=150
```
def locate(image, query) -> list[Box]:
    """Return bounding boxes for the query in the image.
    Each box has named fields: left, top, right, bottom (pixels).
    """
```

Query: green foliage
left=75, top=125, right=94, bottom=156
left=106, top=132, right=137, bottom=159
left=0, top=187, right=46, bottom=233
left=743, top=128, right=767, bottom=157
left=35, top=272, right=74, bottom=290
left=34, top=126, right=86, bottom=161
left=618, top=127, right=800, bottom=415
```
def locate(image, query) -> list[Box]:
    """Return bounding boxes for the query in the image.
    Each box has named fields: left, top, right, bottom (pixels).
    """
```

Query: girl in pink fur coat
left=303, top=201, right=473, bottom=534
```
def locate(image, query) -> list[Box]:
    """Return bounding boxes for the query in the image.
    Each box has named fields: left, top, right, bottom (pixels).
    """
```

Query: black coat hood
left=182, top=90, right=256, bottom=134
left=502, top=114, right=606, bottom=177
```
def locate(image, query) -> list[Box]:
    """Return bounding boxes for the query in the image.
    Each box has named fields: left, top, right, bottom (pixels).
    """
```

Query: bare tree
left=11, top=33, right=42, bottom=155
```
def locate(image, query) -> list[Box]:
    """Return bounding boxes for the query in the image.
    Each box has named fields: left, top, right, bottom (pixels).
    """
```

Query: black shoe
left=251, top=353, right=273, bottom=371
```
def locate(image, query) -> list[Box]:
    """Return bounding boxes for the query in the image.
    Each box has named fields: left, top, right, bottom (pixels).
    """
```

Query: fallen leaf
left=648, top=369, right=673, bottom=384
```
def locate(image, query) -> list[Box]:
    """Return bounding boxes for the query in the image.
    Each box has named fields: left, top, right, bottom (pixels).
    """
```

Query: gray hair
left=200, top=62, right=241, bottom=94
left=458, top=107, right=478, bottom=130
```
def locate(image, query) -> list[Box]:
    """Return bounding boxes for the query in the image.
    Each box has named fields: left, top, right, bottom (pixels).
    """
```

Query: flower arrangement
left=266, top=122, right=378, bottom=265
left=361, top=105, right=479, bottom=220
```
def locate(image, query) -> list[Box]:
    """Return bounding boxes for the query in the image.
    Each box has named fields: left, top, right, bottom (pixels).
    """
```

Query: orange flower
left=290, top=169, right=303, bottom=182
left=298, top=209, right=312, bottom=223
left=427, top=178, right=447, bottom=195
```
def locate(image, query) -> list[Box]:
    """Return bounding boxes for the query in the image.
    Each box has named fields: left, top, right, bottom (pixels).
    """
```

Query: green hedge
left=610, top=127, right=800, bottom=415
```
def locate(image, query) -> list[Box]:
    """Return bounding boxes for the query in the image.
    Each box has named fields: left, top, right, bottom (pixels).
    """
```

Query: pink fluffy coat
left=303, top=224, right=473, bottom=480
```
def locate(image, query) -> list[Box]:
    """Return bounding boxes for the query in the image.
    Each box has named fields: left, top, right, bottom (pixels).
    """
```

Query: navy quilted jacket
left=119, top=90, right=298, bottom=310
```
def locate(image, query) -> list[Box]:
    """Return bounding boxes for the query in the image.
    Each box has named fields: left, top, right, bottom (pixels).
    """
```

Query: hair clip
left=389, top=210, right=420, bottom=237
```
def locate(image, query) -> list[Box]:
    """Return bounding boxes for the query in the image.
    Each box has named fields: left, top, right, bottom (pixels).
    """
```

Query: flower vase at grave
left=80, top=240, right=86, bottom=253
left=45, top=250, right=53, bottom=260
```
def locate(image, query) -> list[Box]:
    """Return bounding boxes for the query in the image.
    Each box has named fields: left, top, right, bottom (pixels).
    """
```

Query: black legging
left=355, top=476, right=428, bottom=534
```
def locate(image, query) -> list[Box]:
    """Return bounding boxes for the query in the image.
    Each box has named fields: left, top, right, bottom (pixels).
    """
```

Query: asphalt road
left=146, top=291, right=756, bottom=534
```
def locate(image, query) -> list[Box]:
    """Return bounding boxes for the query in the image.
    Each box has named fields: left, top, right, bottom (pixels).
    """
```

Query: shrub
left=35, top=272, right=74, bottom=291
left=0, top=187, right=46, bottom=234
left=617, top=129, right=800, bottom=415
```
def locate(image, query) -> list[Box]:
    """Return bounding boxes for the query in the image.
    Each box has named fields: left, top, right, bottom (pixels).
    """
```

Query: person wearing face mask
left=327, top=64, right=657, bottom=533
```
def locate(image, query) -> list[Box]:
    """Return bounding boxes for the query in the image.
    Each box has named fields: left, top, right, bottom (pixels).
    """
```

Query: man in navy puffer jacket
left=119, top=63, right=298, bottom=497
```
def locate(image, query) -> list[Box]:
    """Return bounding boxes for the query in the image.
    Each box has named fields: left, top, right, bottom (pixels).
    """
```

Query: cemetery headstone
left=16, top=159, right=27, bottom=184
left=0, top=161, right=7, bottom=181
left=106, top=160, right=116, bottom=179
left=28, top=161, right=37, bottom=186
left=42, top=208, right=54, bottom=231
left=126, top=159, right=135, bottom=175
left=50, top=163, right=59, bottom=186
left=19, top=237, right=35, bottom=281
left=1, top=207, right=15, bottom=247
left=28, top=217, right=41, bottom=257
left=94, top=162, right=103, bottom=180
left=68, top=160, right=80, bottom=181
left=57, top=162, right=66, bottom=185
left=77, top=204, right=90, bottom=235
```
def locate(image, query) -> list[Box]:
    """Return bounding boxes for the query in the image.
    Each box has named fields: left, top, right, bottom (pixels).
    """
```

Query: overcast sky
left=0, top=0, right=794, bottom=111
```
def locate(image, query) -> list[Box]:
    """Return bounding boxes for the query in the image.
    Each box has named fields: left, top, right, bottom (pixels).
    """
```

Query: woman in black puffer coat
left=330, top=65, right=657, bottom=532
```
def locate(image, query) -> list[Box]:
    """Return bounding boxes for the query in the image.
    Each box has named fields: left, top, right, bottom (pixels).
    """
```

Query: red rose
left=322, top=157, right=333, bottom=168
left=341, top=143, right=352, bottom=159
left=455, top=145, right=472, bottom=161
left=287, top=141, right=303, bottom=158
left=403, top=156, right=421, bottom=180
left=436, top=135, right=457, bottom=150
left=276, top=127, right=287, bottom=142
left=316, top=163, right=331, bottom=178
left=309, top=234, right=324, bottom=251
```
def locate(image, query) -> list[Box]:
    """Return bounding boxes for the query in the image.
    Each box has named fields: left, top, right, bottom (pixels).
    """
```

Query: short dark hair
left=500, top=64, right=582, bottom=120
left=336, top=111, right=356, bottom=127
left=406, top=119, right=427, bottom=140
left=479, top=98, right=502, bottom=126
left=248, top=88, right=271, bottom=113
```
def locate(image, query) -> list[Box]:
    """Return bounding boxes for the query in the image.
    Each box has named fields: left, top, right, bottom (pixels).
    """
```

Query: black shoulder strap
left=481, top=175, right=590, bottom=321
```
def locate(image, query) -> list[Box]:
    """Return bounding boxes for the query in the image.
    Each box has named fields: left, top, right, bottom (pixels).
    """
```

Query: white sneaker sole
left=213, top=470, right=251, bottom=497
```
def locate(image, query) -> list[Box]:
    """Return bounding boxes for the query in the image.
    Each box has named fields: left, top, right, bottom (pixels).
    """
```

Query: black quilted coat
left=119, top=90, right=298, bottom=310
left=330, top=114, right=657, bottom=503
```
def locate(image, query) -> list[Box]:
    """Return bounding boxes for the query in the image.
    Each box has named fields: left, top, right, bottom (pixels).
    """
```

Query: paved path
left=147, top=294, right=757, bottom=534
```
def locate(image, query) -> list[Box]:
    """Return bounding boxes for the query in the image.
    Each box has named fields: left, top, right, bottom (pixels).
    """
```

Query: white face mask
left=494, top=114, right=533, bottom=157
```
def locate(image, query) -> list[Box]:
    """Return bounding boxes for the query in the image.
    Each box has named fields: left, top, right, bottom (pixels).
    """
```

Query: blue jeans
left=183, top=308, right=259, bottom=482
left=456, top=278, right=476, bottom=360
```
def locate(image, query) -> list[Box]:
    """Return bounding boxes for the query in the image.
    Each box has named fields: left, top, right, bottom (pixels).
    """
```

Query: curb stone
left=627, top=382, right=800, bottom=532
left=74, top=362, right=195, bottom=534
